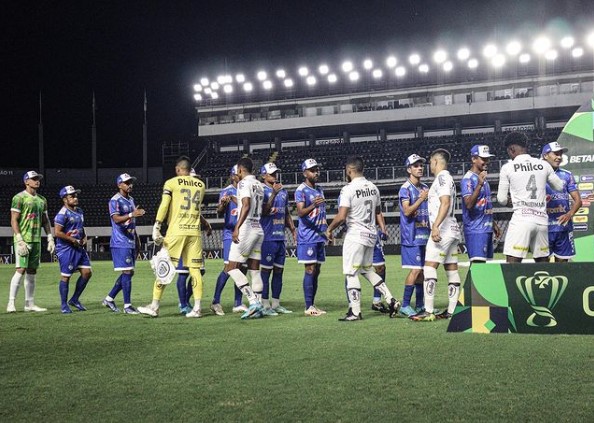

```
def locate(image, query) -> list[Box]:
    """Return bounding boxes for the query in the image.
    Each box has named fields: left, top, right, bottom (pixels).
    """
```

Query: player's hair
left=175, top=155, right=191, bottom=170
left=430, top=148, right=451, bottom=164
left=346, top=156, right=364, bottom=172
left=237, top=157, right=254, bottom=173
left=504, top=131, right=528, bottom=148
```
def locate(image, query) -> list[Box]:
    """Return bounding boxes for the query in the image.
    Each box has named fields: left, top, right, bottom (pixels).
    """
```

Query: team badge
left=307, top=247, right=314, bottom=257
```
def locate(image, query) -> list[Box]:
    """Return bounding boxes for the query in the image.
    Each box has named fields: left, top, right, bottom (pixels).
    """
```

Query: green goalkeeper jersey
left=11, top=190, right=48, bottom=243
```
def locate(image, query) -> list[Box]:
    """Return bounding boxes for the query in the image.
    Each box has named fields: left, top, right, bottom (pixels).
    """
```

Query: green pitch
left=0, top=257, right=592, bottom=422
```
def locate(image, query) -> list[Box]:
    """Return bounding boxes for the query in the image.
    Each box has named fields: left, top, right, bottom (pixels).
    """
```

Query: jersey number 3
left=180, top=188, right=201, bottom=211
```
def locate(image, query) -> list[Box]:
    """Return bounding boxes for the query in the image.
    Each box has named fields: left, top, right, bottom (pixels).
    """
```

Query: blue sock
left=186, top=278, right=193, bottom=305
left=261, top=269, right=271, bottom=300
left=71, top=276, right=88, bottom=302
left=303, top=272, right=315, bottom=308
left=213, top=271, right=229, bottom=304
left=177, top=274, right=189, bottom=308
left=312, top=272, right=319, bottom=302
left=59, top=281, right=69, bottom=305
left=271, top=271, right=283, bottom=300
left=121, top=273, right=132, bottom=305
left=415, top=283, right=424, bottom=309
left=233, top=284, right=243, bottom=307
left=108, top=275, right=122, bottom=299
left=402, top=285, right=414, bottom=308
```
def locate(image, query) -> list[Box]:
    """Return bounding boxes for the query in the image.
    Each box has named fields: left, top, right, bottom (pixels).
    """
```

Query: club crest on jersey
left=266, top=254, right=273, bottom=263
left=307, top=247, right=314, bottom=257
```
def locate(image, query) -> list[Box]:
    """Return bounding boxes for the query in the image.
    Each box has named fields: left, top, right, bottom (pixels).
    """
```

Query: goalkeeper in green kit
left=7, top=171, right=55, bottom=313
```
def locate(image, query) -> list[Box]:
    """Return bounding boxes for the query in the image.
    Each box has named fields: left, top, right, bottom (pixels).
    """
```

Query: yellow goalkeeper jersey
left=156, top=175, right=206, bottom=236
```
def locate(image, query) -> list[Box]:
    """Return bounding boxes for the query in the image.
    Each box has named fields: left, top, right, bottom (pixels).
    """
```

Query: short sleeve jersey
left=219, top=184, right=238, bottom=241
left=338, top=177, right=380, bottom=247
left=546, top=168, right=577, bottom=232
left=109, top=193, right=138, bottom=248
left=156, top=175, right=206, bottom=236
left=262, top=185, right=289, bottom=241
left=11, top=191, right=47, bottom=243
left=460, top=171, right=494, bottom=233
left=295, top=182, right=327, bottom=244
left=398, top=180, right=430, bottom=246
left=237, top=175, right=264, bottom=226
left=54, top=206, right=85, bottom=254
left=428, top=170, right=460, bottom=238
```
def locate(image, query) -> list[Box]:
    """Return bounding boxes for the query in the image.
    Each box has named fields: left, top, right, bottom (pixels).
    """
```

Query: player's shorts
left=261, top=240, right=286, bottom=269
left=228, top=223, right=264, bottom=263
left=464, top=231, right=494, bottom=262
left=548, top=230, right=575, bottom=260
left=15, top=242, right=41, bottom=270
left=165, top=235, right=203, bottom=268
left=401, top=245, right=426, bottom=269
left=297, top=242, right=326, bottom=264
left=503, top=218, right=549, bottom=259
left=222, top=238, right=232, bottom=264
left=425, top=236, right=459, bottom=265
left=57, top=247, right=91, bottom=277
left=372, top=240, right=385, bottom=266
left=342, top=242, right=374, bottom=276
left=111, top=247, right=136, bottom=271
left=176, top=256, right=205, bottom=275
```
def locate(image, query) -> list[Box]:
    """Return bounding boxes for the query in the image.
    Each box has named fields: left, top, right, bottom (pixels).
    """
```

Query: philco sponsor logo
left=516, top=271, right=568, bottom=327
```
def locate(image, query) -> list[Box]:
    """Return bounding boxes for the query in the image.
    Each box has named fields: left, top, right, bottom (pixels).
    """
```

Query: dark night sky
left=2, top=0, right=592, bottom=168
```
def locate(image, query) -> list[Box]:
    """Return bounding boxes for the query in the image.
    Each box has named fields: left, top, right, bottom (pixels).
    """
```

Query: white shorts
left=425, top=236, right=459, bottom=265
left=503, top=218, right=549, bottom=259
left=342, top=242, right=374, bottom=276
left=228, top=222, right=264, bottom=264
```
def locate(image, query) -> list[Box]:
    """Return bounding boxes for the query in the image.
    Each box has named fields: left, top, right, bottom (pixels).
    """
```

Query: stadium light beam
left=211, top=92, right=219, bottom=99
left=263, top=80, right=273, bottom=90
left=363, top=59, right=373, bottom=70
left=457, top=48, right=470, bottom=61
left=204, top=87, right=212, bottom=95
left=200, top=77, right=209, bottom=86
left=342, top=61, right=354, bottom=72
left=560, top=36, right=574, bottom=49
left=298, top=66, right=309, bottom=77
left=409, top=54, right=421, bottom=65
left=587, top=33, right=594, bottom=48
left=419, top=64, right=429, bottom=73
left=483, top=44, right=497, bottom=58
left=193, top=94, right=202, bottom=101
left=328, top=73, right=338, bottom=83
left=443, top=61, right=453, bottom=72
left=533, top=36, right=551, bottom=54
left=284, top=78, right=294, bottom=88
left=348, top=71, right=359, bottom=81
left=223, top=84, right=233, bottom=94
left=318, top=64, right=329, bottom=75
left=257, top=71, right=267, bottom=81
left=276, top=69, right=286, bottom=78
left=433, top=50, right=447, bottom=64
left=372, top=69, right=382, bottom=78
left=386, top=56, right=397, bottom=68
left=235, top=74, right=245, bottom=83
left=210, top=82, right=220, bottom=90
left=243, top=82, right=253, bottom=92
left=306, top=75, right=316, bottom=85
left=395, top=66, right=406, bottom=77
left=193, top=84, right=202, bottom=92
left=572, top=47, right=584, bottom=58
left=519, top=53, right=531, bottom=64
left=545, top=49, right=558, bottom=61
left=506, top=41, right=522, bottom=56
left=491, top=54, right=506, bottom=67
left=468, top=58, right=478, bottom=69
left=217, top=75, right=226, bottom=84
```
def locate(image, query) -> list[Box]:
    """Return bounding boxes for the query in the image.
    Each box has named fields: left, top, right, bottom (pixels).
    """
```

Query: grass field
left=1, top=256, right=593, bottom=422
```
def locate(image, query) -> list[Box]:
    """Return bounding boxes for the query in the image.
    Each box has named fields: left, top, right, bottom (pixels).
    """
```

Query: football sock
left=233, top=284, right=243, bottom=307
left=229, top=268, right=258, bottom=304
left=248, top=269, right=263, bottom=297
left=271, top=271, right=283, bottom=300
left=59, top=281, right=69, bottom=305
left=402, top=285, right=414, bottom=308
left=446, top=270, right=461, bottom=314
left=271, top=298, right=280, bottom=309
left=107, top=275, right=123, bottom=299
left=303, top=271, right=315, bottom=309
left=176, top=273, right=189, bottom=308
left=261, top=269, right=271, bottom=300
left=120, top=273, right=132, bottom=305
left=346, top=275, right=362, bottom=315
left=9, top=272, right=23, bottom=301
left=312, top=271, right=319, bottom=300
left=213, top=271, right=229, bottom=304
left=71, top=276, right=89, bottom=302
left=374, top=268, right=385, bottom=302
left=423, top=266, right=438, bottom=313
left=186, top=277, right=193, bottom=304
left=24, top=273, right=36, bottom=306
left=365, top=271, right=394, bottom=302
left=153, top=280, right=166, bottom=301
left=415, top=283, right=425, bottom=309
left=189, top=268, right=203, bottom=301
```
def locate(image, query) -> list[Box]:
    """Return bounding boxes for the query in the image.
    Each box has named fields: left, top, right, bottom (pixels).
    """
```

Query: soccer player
left=7, top=170, right=54, bottom=313
left=102, top=173, right=146, bottom=314
left=224, top=157, right=266, bottom=319
left=138, top=156, right=206, bottom=318
left=295, top=159, right=328, bottom=316
left=370, top=230, right=390, bottom=313
left=210, top=165, right=246, bottom=316
left=260, top=162, right=297, bottom=316
left=54, top=186, right=92, bottom=314
left=496, top=132, right=564, bottom=263
left=398, top=154, right=430, bottom=317
left=541, top=141, right=581, bottom=262
left=326, top=156, right=401, bottom=321
left=461, top=145, right=501, bottom=264
left=412, top=149, right=461, bottom=322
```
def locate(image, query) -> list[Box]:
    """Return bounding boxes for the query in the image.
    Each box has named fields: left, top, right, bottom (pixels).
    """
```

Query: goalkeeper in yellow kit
left=138, top=156, right=206, bottom=318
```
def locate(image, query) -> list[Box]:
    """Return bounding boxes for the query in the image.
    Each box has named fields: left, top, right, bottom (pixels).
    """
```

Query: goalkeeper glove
left=152, top=222, right=164, bottom=246
left=47, top=234, right=55, bottom=254
left=15, top=234, right=29, bottom=257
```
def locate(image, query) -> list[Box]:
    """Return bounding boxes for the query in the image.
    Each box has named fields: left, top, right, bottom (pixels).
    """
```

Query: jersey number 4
left=180, top=188, right=201, bottom=211
left=525, top=174, right=537, bottom=199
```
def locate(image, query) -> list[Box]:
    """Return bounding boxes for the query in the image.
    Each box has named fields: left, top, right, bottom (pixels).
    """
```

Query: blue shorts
left=373, top=241, right=385, bottom=265
left=465, top=232, right=494, bottom=262
left=111, top=247, right=135, bottom=271
left=549, top=231, right=575, bottom=259
left=401, top=245, right=426, bottom=269
left=261, top=240, right=286, bottom=269
left=297, top=242, right=326, bottom=264
left=222, top=238, right=232, bottom=263
left=57, top=247, right=91, bottom=277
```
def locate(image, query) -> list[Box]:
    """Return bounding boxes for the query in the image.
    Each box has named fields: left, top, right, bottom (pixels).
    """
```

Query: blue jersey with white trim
left=398, top=180, right=429, bottom=246
left=460, top=171, right=494, bottom=233
left=262, top=185, right=289, bottom=241
left=546, top=168, right=577, bottom=232
left=295, top=182, right=327, bottom=244
left=54, top=206, right=85, bottom=254
left=109, top=193, right=138, bottom=248
left=219, top=184, right=238, bottom=241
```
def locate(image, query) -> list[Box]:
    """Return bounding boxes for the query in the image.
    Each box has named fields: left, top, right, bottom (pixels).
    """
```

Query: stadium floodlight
left=506, top=41, right=522, bottom=56
left=217, top=75, right=226, bottom=84
left=193, top=84, right=202, bottom=92
left=533, top=36, right=551, bottom=54
left=409, top=54, right=421, bottom=65
left=457, top=48, right=470, bottom=61
left=204, top=87, right=212, bottom=94
left=235, top=74, right=245, bottom=83
left=348, top=71, right=359, bottom=81
left=587, top=33, right=594, bottom=48
left=276, top=69, right=286, bottom=78
left=372, top=69, right=382, bottom=79
left=491, top=54, right=506, bottom=67
left=395, top=66, right=406, bottom=77
left=226, top=75, right=233, bottom=84
left=243, top=82, right=253, bottom=92
left=211, top=92, right=219, bottom=99
left=200, top=77, right=209, bottom=86
left=284, top=78, right=294, bottom=88
left=257, top=70, right=267, bottom=81
left=193, top=94, right=202, bottom=101
left=386, top=56, right=397, bottom=68
left=545, top=49, right=558, bottom=61
left=318, top=64, right=330, bottom=75
left=306, top=75, right=316, bottom=85
left=519, top=53, right=531, bottom=63
left=223, top=84, right=233, bottom=94
left=468, top=58, right=479, bottom=69
left=363, top=59, right=373, bottom=70
left=210, top=82, right=220, bottom=90
left=483, top=44, right=497, bottom=58
left=419, top=63, right=429, bottom=73
left=298, top=66, right=309, bottom=77
left=572, top=47, right=584, bottom=58
left=263, top=80, right=273, bottom=90
left=560, top=36, right=574, bottom=49
left=327, top=73, right=338, bottom=83
left=342, top=61, right=354, bottom=72
left=433, top=50, right=447, bottom=64
left=443, top=61, right=453, bottom=72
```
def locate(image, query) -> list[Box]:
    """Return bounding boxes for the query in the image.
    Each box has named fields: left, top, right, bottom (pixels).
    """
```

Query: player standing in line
left=102, top=173, right=145, bottom=314
left=210, top=165, right=246, bottom=316
left=225, top=157, right=266, bottom=319
left=541, top=141, right=581, bottom=262
left=412, top=149, right=461, bottom=322
left=259, top=162, right=297, bottom=315
left=370, top=230, right=390, bottom=313
left=496, top=132, right=564, bottom=263
left=460, top=145, right=501, bottom=264
left=7, top=170, right=54, bottom=313
left=398, top=154, right=430, bottom=318
left=295, top=159, right=328, bottom=317
left=138, top=156, right=206, bottom=318
left=326, top=156, right=401, bottom=321
left=54, top=186, right=92, bottom=314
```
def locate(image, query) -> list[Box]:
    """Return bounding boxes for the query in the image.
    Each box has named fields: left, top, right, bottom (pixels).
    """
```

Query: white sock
left=105, top=295, right=115, bottom=302
left=9, top=272, right=24, bottom=301
left=446, top=270, right=461, bottom=314
left=363, top=270, right=394, bottom=303
left=192, top=300, right=201, bottom=312
left=151, top=299, right=160, bottom=309
left=24, top=273, right=36, bottom=306
left=423, top=266, right=438, bottom=313
left=346, top=275, right=362, bottom=315
left=271, top=298, right=280, bottom=309
left=262, top=298, right=271, bottom=308
left=248, top=269, right=263, bottom=294
left=229, top=269, right=258, bottom=304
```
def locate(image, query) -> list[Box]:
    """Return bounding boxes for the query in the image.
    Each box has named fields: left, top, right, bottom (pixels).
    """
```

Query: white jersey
left=497, top=154, right=563, bottom=225
left=338, top=176, right=380, bottom=247
left=237, top=174, right=264, bottom=227
left=428, top=170, right=460, bottom=238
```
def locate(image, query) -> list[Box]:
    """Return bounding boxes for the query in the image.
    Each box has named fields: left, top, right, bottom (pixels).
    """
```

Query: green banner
left=448, top=263, right=594, bottom=334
